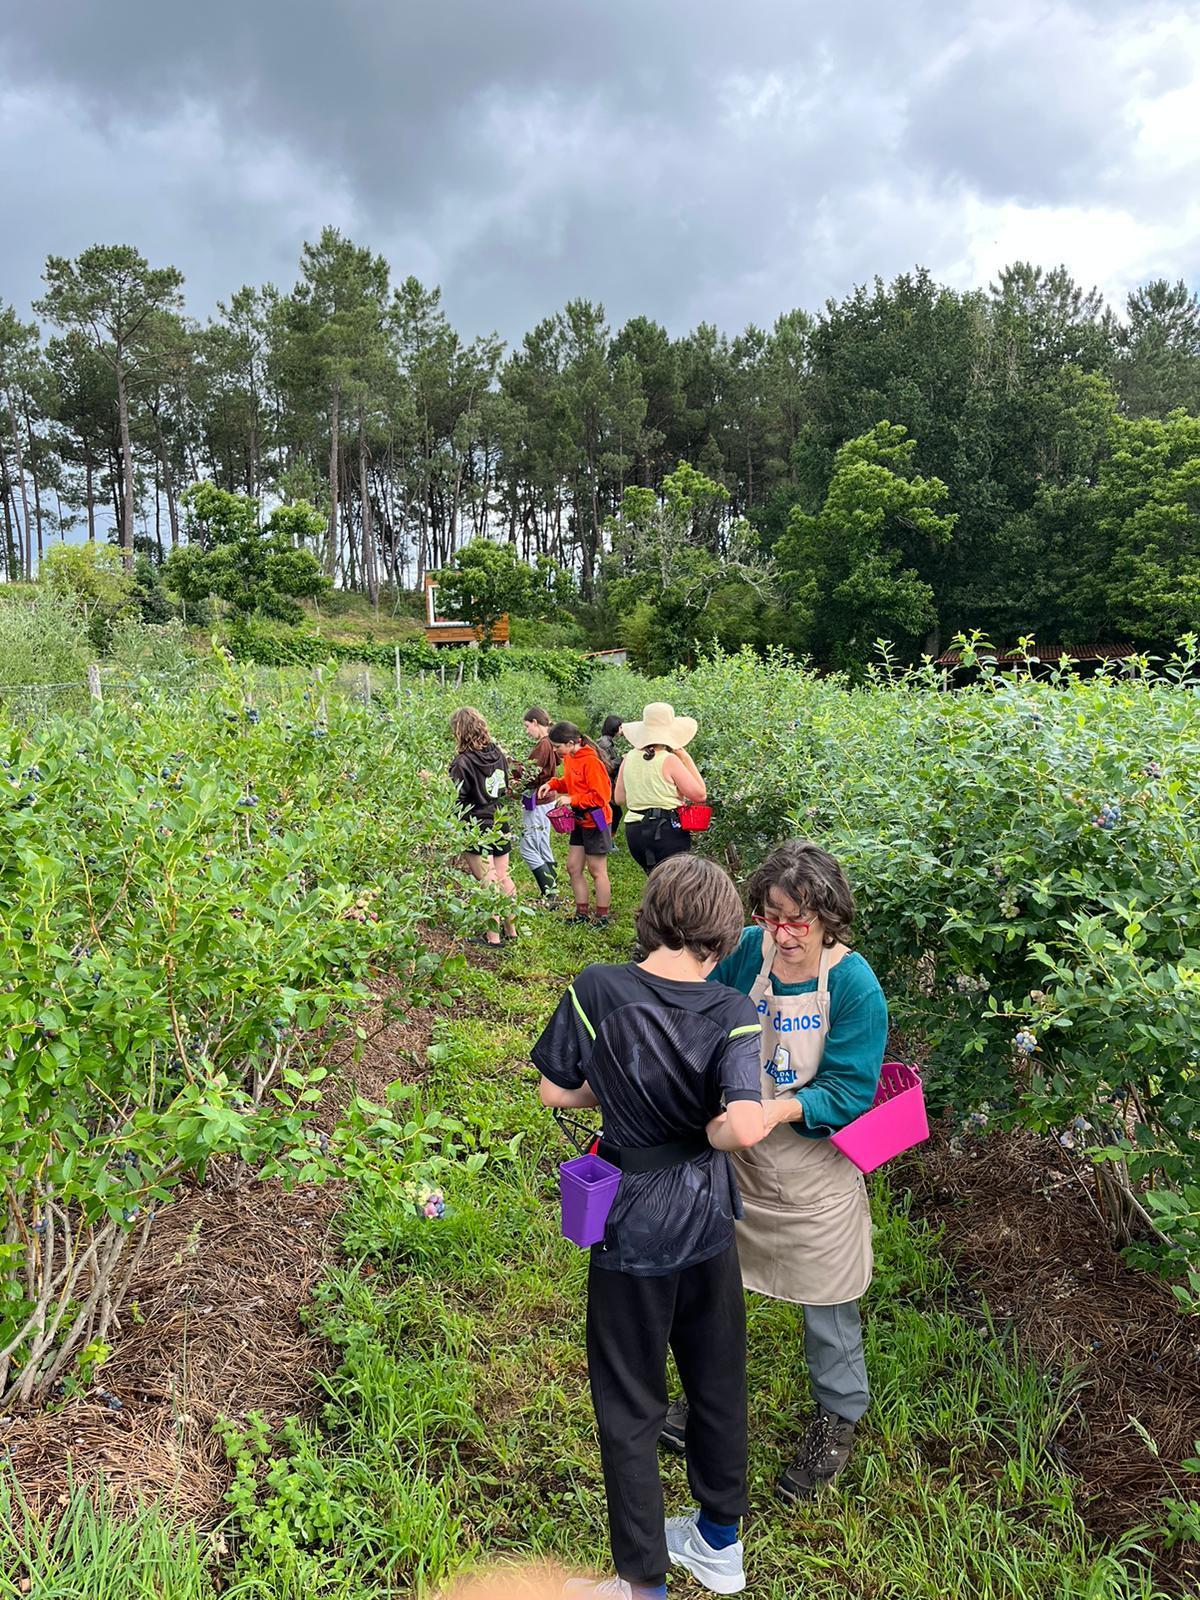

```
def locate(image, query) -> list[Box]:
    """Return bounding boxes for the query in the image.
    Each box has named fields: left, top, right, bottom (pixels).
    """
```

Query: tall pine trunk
left=326, top=385, right=340, bottom=577
left=84, top=448, right=96, bottom=542
left=153, top=412, right=180, bottom=547
left=0, top=430, right=18, bottom=579
left=115, top=358, right=136, bottom=572
left=358, top=404, right=379, bottom=609
left=5, top=390, right=33, bottom=580
left=23, top=400, right=43, bottom=562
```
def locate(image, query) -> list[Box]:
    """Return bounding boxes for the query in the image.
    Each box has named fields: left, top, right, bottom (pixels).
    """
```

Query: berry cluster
left=1013, top=1029, right=1037, bottom=1055
left=1092, top=800, right=1121, bottom=831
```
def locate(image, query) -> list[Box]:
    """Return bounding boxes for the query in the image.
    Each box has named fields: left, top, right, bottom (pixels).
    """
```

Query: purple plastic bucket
left=560, top=1152, right=621, bottom=1247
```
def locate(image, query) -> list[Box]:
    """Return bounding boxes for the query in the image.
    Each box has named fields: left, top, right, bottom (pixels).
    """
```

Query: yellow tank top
left=623, top=747, right=683, bottom=823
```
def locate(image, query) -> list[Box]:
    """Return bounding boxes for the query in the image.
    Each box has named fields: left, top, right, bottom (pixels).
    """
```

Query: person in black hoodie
left=449, top=707, right=517, bottom=946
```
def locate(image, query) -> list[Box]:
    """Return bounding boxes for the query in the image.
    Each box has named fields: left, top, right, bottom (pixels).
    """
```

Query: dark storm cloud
left=1, top=0, right=1196, bottom=341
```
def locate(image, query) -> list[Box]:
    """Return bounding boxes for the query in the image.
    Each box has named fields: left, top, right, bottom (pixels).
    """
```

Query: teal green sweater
left=710, top=927, right=888, bottom=1138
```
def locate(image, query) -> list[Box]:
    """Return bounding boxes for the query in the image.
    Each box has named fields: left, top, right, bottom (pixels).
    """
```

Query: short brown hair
left=746, top=840, right=855, bottom=948
left=524, top=706, right=550, bottom=726
left=635, top=855, right=745, bottom=964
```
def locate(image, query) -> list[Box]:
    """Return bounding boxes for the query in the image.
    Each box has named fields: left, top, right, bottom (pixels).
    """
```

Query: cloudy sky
left=1, top=0, right=1198, bottom=344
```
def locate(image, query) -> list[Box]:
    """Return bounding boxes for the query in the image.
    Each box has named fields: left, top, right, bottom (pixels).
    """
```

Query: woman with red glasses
left=659, top=840, right=887, bottom=1507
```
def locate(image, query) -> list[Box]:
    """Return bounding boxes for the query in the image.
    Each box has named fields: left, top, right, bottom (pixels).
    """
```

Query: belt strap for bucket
left=597, top=1133, right=709, bottom=1173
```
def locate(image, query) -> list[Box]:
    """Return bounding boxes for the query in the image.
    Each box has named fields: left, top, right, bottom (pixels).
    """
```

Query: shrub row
left=0, top=662, right=558, bottom=1403
left=224, top=626, right=596, bottom=693
left=610, top=645, right=1200, bottom=1299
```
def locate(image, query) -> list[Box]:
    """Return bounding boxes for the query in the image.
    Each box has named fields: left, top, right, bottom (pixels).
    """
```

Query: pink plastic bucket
left=829, top=1062, right=929, bottom=1174
left=560, top=1152, right=621, bottom=1247
left=548, top=805, right=575, bottom=834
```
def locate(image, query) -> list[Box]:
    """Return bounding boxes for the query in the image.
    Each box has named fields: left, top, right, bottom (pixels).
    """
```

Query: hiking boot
left=659, top=1395, right=688, bottom=1454
left=664, top=1510, right=746, bottom=1594
left=776, top=1406, right=857, bottom=1503
left=594, top=913, right=611, bottom=930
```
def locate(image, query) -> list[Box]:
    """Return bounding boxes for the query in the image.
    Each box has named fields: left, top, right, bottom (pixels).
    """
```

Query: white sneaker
left=665, top=1510, right=746, bottom=1595
left=562, top=1580, right=633, bottom=1598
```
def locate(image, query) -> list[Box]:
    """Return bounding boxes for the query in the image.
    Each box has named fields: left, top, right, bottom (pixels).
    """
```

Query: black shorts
left=625, top=815, right=691, bottom=874
left=569, top=824, right=612, bottom=856
left=466, top=820, right=511, bottom=859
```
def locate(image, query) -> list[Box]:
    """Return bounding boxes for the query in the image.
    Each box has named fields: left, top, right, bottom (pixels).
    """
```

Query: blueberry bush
left=225, top=624, right=596, bottom=693
left=0, top=657, right=549, bottom=1403
left=598, top=643, right=1200, bottom=1300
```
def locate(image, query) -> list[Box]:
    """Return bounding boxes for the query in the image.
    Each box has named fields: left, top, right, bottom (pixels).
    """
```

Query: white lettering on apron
left=730, top=937, right=873, bottom=1306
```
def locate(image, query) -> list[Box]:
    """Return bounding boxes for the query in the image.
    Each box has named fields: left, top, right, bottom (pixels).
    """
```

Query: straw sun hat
left=620, top=701, right=698, bottom=751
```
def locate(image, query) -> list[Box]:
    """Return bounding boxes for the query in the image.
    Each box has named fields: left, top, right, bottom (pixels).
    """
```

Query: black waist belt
left=597, top=1133, right=709, bottom=1174
left=632, top=807, right=678, bottom=822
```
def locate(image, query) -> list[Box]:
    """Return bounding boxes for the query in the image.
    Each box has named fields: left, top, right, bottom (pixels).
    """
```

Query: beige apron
left=731, top=938, right=873, bottom=1305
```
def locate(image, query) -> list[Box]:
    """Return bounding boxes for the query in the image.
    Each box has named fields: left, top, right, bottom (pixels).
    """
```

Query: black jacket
left=449, top=743, right=510, bottom=824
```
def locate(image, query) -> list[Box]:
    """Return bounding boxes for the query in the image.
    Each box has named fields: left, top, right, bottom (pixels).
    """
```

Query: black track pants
left=585, top=1245, right=748, bottom=1587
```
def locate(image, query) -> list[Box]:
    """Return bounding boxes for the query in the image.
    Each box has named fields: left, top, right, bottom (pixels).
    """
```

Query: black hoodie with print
left=448, top=743, right=510, bottom=825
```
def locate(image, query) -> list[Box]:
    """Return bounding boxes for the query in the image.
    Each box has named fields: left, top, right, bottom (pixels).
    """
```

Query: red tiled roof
left=936, top=644, right=1138, bottom=667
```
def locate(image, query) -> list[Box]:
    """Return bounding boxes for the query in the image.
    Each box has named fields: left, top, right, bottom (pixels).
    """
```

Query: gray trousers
left=801, top=1300, right=869, bottom=1422
left=518, top=801, right=555, bottom=872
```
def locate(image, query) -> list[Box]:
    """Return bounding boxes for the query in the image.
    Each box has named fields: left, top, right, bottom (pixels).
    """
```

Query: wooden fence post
left=361, top=669, right=372, bottom=708
left=454, top=660, right=464, bottom=689
left=87, top=664, right=102, bottom=704
left=394, top=646, right=402, bottom=697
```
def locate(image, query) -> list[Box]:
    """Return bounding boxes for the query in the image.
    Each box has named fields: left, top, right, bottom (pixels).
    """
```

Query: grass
left=0, top=850, right=1177, bottom=1597
left=301, top=592, right=426, bottom=647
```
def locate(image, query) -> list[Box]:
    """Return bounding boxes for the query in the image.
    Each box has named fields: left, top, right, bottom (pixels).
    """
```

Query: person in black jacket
left=533, top=855, right=768, bottom=1599
left=449, top=707, right=517, bottom=946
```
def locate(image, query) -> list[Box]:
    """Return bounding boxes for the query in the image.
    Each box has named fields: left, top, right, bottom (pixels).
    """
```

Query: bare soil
left=903, top=1126, right=1200, bottom=1593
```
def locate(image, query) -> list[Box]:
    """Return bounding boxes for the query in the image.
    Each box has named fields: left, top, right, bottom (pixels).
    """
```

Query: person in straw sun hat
left=614, top=702, right=708, bottom=875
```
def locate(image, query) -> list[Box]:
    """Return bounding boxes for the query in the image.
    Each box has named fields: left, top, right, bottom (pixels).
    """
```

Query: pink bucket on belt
left=829, top=1062, right=929, bottom=1173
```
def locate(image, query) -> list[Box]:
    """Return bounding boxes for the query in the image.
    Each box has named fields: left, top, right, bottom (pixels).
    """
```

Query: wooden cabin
left=423, top=573, right=510, bottom=647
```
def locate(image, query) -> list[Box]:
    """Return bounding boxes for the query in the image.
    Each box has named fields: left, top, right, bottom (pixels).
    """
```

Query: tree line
left=1, top=231, right=1199, bottom=671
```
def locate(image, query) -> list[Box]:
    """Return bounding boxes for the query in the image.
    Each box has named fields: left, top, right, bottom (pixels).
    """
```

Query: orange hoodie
left=548, top=745, right=612, bottom=828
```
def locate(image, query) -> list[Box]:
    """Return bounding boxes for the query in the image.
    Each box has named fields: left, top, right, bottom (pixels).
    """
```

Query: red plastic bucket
left=677, top=804, right=712, bottom=832
left=828, top=1062, right=929, bottom=1174
left=548, top=805, right=575, bottom=834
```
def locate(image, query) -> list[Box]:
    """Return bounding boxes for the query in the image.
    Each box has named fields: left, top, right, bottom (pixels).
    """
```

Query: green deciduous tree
left=778, top=421, right=955, bottom=672
left=601, top=462, right=774, bottom=672
left=433, top=537, right=560, bottom=643
left=40, top=540, right=135, bottom=650
left=1094, top=410, right=1200, bottom=643
left=166, top=482, right=328, bottom=622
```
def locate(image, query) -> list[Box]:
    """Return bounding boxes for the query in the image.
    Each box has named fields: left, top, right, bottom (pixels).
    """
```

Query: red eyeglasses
left=753, top=913, right=812, bottom=936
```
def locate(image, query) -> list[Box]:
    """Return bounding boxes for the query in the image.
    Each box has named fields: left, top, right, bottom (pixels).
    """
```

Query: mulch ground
left=902, top=1126, right=1200, bottom=1593
left=0, top=973, right=436, bottom=1525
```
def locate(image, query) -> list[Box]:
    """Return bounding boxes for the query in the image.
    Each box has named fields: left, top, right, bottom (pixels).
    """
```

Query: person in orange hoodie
left=538, top=720, right=614, bottom=926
